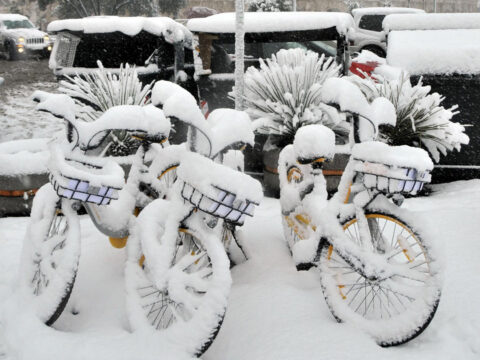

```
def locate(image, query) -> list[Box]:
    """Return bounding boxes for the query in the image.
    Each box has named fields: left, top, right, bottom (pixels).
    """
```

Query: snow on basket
left=177, top=152, right=262, bottom=226
left=49, top=144, right=124, bottom=205
left=352, top=142, right=433, bottom=195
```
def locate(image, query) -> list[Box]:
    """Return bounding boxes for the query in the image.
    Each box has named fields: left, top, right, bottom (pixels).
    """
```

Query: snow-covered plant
left=243, top=48, right=346, bottom=146
left=342, top=0, right=361, bottom=12
left=59, top=61, right=153, bottom=156
left=247, top=0, right=293, bottom=12
left=351, top=74, right=469, bottom=162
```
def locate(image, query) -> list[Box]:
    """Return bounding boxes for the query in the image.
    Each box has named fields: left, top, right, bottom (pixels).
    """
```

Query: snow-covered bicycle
left=279, top=78, right=442, bottom=346
left=125, top=82, right=263, bottom=356
left=18, top=91, right=171, bottom=326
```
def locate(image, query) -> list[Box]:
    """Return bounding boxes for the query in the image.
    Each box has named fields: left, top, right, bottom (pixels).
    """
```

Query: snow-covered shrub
left=59, top=61, right=153, bottom=156
left=350, top=73, right=469, bottom=162
left=244, top=48, right=347, bottom=146
left=247, top=0, right=293, bottom=12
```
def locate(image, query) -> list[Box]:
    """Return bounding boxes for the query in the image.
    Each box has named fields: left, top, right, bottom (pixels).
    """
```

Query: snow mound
left=0, top=138, right=50, bottom=176
left=187, top=12, right=354, bottom=35
left=352, top=141, right=434, bottom=172
left=387, top=29, right=480, bottom=75
left=383, top=13, right=480, bottom=32
left=352, top=7, right=424, bottom=17
left=48, top=16, right=192, bottom=46
left=293, top=125, right=336, bottom=161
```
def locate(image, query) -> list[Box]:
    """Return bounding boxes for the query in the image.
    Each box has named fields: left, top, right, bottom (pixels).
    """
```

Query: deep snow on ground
left=0, top=60, right=63, bottom=143
left=0, top=180, right=479, bottom=359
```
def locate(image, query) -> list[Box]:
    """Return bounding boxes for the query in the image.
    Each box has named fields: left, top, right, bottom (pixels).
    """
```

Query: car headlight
left=44, top=35, right=49, bottom=42
left=18, top=37, right=25, bottom=43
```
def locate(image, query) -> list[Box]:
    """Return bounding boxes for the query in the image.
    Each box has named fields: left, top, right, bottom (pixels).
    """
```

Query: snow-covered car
left=47, top=16, right=196, bottom=90
left=384, top=12, right=480, bottom=183
left=0, top=14, right=53, bottom=60
left=187, top=12, right=354, bottom=192
left=349, top=7, right=424, bottom=57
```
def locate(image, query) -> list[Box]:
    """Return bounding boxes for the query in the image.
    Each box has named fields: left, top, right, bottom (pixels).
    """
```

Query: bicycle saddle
left=293, top=125, right=336, bottom=165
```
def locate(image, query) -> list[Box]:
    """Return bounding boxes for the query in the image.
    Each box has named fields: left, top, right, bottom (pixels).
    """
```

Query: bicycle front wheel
left=125, top=199, right=231, bottom=357
left=19, top=183, right=80, bottom=325
left=317, top=209, right=442, bottom=346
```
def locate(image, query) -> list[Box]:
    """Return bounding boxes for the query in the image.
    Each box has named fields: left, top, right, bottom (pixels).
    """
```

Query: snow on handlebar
left=320, top=78, right=396, bottom=142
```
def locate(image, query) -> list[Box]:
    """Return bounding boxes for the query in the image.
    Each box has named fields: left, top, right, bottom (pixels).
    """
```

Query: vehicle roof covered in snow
left=351, top=7, right=424, bottom=17
left=383, top=13, right=480, bottom=32
left=387, top=29, right=480, bottom=75
left=48, top=16, right=192, bottom=45
left=187, top=12, right=354, bottom=35
left=0, top=14, right=29, bottom=21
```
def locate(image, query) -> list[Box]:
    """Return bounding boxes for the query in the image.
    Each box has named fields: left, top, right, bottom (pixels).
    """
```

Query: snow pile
left=187, top=12, right=354, bottom=35
left=33, top=90, right=77, bottom=122
left=293, top=125, right=335, bottom=162
left=245, top=48, right=346, bottom=144
left=48, top=16, right=192, bottom=46
left=0, top=138, right=50, bottom=176
left=383, top=13, right=480, bottom=32
left=0, top=14, right=29, bottom=21
left=352, top=7, right=424, bottom=18
left=387, top=29, right=480, bottom=75
left=352, top=141, right=433, bottom=172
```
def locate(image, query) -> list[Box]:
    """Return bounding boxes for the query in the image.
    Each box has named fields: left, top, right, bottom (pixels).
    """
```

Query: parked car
left=187, top=11, right=354, bottom=195
left=384, top=13, right=480, bottom=183
left=47, top=16, right=196, bottom=90
left=349, top=7, right=424, bottom=57
left=0, top=14, right=53, bottom=60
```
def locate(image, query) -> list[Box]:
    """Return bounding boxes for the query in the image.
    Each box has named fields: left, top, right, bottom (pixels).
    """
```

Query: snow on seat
left=177, top=152, right=262, bottom=225
left=49, top=143, right=125, bottom=205
left=187, top=11, right=354, bottom=35
left=293, top=124, right=336, bottom=163
left=352, top=141, right=433, bottom=195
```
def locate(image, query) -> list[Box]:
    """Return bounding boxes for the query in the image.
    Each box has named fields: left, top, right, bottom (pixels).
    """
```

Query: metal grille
left=26, top=37, right=44, bottom=45
left=55, top=32, right=80, bottom=68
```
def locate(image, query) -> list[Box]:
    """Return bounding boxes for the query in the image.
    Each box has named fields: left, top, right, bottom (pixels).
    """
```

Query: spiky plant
left=59, top=61, right=153, bottom=156
left=243, top=48, right=348, bottom=147
left=351, top=73, right=469, bottom=162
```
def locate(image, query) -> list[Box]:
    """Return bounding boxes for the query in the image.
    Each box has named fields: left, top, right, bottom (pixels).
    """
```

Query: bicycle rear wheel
left=317, top=209, right=442, bottom=346
left=125, top=199, right=231, bottom=356
left=19, top=183, right=80, bottom=325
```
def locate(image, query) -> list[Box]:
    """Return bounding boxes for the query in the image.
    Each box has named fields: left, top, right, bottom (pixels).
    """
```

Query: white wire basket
left=49, top=145, right=124, bottom=205
left=180, top=180, right=257, bottom=226
left=355, top=160, right=431, bottom=195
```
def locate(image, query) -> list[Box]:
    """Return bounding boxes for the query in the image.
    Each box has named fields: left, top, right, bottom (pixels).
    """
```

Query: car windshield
left=210, top=40, right=337, bottom=74
left=3, top=19, right=35, bottom=29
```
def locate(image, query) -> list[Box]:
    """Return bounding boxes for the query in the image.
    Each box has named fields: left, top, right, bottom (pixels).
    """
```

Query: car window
left=358, top=15, right=386, bottom=32
left=210, top=40, right=337, bottom=74
left=3, top=20, right=35, bottom=29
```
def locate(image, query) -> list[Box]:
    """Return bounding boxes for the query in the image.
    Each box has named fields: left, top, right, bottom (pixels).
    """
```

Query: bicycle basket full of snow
left=352, top=142, right=434, bottom=196
left=48, top=144, right=125, bottom=205
left=177, top=152, right=263, bottom=226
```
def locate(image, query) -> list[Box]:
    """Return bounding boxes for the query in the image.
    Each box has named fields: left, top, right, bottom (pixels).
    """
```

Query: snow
left=0, top=14, right=28, bottom=22
left=1, top=180, right=479, bottom=359
left=293, top=124, right=336, bottom=161
left=383, top=13, right=480, bottom=32
left=0, top=138, right=50, bottom=176
left=387, top=29, right=480, bottom=75
left=352, top=141, right=433, bottom=172
left=351, top=7, right=424, bottom=18
left=187, top=12, right=354, bottom=35
left=48, top=17, right=192, bottom=46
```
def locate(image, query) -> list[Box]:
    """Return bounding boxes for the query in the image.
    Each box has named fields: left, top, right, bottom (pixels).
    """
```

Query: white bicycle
left=279, top=78, right=442, bottom=346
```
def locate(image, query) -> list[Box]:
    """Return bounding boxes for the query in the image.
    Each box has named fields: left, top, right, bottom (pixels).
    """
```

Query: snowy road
left=0, top=181, right=479, bottom=359
left=0, top=60, right=63, bottom=143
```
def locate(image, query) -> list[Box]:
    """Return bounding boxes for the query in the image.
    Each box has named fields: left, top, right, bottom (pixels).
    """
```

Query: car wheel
left=361, top=45, right=386, bottom=58
left=5, top=42, right=17, bottom=61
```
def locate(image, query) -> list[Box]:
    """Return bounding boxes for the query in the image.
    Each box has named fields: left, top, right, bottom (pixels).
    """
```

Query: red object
left=350, top=61, right=380, bottom=79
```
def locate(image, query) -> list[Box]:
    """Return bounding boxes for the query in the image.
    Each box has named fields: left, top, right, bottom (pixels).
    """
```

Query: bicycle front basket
left=49, top=144, right=124, bottom=205
left=352, top=142, right=433, bottom=196
left=177, top=152, right=263, bottom=226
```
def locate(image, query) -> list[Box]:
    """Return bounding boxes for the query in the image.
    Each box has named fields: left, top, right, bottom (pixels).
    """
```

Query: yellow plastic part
left=109, top=236, right=128, bottom=249
left=287, top=167, right=303, bottom=183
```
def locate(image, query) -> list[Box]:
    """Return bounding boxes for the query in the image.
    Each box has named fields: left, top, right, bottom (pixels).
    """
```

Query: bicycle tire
left=317, top=207, right=442, bottom=346
left=125, top=199, right=231, bottom=357
left=19, top=183, right=80, bottom=325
